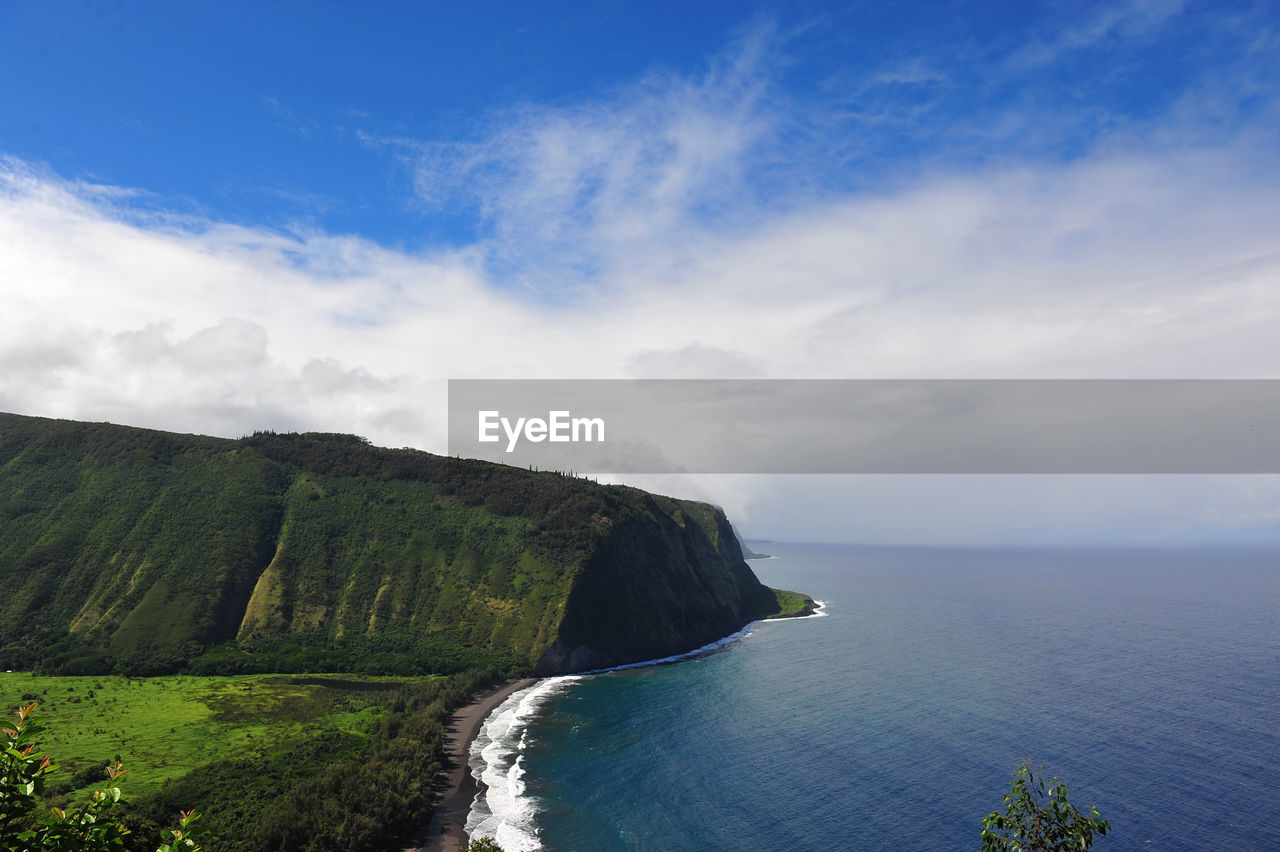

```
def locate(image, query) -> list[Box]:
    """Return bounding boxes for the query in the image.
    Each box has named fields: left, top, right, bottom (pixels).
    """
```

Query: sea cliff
left=0, top=412, right=808, bottom=676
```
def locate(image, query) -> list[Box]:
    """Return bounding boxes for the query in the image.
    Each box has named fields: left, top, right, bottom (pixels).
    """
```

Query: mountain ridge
left=0, top=412, right=812, bottom=676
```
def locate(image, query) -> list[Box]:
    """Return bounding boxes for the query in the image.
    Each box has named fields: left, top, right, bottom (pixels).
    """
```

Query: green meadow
left=2, top=668, right=501, bottom=850
left=0, top=672, right=422, bottom=800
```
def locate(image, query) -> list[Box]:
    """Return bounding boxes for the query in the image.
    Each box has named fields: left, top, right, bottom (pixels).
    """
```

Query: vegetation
left=463, top=838, right=505, bottom=851
left=763, top=588, right=816, bottom=618
left=242, top=669, right=501, bottom=852
left=4, top=669, right=504, bottom=852
left=981, top=759, right=1111, bottom=851
left=2, top=702, right=203, bottom=851
left=0, top=413, right=790, bottom=678
left=0, top=414, right=596, bottom=676
left=0, top=412, right=810, bottom=851
left=0, top=672, right=421, bottom=801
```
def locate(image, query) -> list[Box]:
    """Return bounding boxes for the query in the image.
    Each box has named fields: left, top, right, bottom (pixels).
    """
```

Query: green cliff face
left=0, top=413, right=801, bottom=676
left=537, top=491, right=778, bottom=673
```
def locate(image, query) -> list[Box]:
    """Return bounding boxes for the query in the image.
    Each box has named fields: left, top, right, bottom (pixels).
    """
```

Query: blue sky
left=6, top=1, right=1270, bottom=251
left=3, top=1, right=1280, bottom=543
left=6, top=0, right=772, bottom=246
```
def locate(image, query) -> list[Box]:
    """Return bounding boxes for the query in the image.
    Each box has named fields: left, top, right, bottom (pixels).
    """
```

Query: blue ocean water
left=467, top=542, right=1280, bottom=850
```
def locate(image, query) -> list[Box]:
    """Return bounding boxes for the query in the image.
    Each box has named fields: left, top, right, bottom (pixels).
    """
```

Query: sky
left=3, top=0, right=1280, bottom=544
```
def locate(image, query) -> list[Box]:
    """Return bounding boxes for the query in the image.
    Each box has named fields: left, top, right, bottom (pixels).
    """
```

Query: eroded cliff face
left=535, top=494, right=778, bottom=674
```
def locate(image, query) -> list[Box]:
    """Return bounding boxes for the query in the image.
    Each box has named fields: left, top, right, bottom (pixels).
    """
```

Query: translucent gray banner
left=447, top=380, right=1280, bottom=473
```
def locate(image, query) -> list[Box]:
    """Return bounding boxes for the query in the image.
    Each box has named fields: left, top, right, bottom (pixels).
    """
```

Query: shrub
left=1, top=702, right=204, bottom=852
left=981, top=759, right=1110, bottom=851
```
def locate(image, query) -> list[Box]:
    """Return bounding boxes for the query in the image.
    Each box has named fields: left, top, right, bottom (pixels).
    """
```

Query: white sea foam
left=464, top=676, right=578, bottom=851
left=797, top=598, right=829, bottom=618
left=573, top=623, right=758, bottom=675
left=462, top=602, right=828, bottom=847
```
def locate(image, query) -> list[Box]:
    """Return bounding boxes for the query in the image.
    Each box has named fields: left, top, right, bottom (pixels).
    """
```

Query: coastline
left=409, top=605, right=824, bottom=850
left=408, top=677, right=538, bottom=852
left=778, top=598, right=827, bottom=619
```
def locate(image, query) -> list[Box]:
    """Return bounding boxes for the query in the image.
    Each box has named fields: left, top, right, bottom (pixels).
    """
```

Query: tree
left=2, top=702, right=204, bottom=852
left=981, top=759, right=1110, bottom=851
left=463, top=838, right=506, bottom=852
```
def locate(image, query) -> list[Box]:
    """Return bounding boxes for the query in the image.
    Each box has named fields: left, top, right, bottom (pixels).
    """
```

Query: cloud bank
left=3, top=14, right=1279, bottom=543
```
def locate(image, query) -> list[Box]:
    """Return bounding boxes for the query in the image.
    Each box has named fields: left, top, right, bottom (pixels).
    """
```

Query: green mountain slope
left=0, top=412, right=809, bottom=676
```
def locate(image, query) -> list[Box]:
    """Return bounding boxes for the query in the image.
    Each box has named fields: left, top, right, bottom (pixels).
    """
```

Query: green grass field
left=0, top=672, right=427, bottom=800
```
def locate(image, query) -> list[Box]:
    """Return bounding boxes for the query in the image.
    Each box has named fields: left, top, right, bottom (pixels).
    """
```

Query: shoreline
left=407, top=676, right=538, bottom=852
left=772, top=598, right=827, bottom=620
left=405, top=607, right=821, bottom=850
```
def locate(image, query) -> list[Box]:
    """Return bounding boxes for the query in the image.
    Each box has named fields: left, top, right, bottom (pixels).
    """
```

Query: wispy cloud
left=353, top=5, right=1280, bottom=305
left=369, top=22, right=784, bottom=295
left=818, top=0, right=1278, bottom=175
left=1007, top=0, right=1188, bottom=69
left=262, top=95, right=318, bottom=138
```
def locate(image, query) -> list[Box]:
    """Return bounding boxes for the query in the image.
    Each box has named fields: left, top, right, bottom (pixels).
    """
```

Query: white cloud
left=261, top=95, right=318, bottom=138
left=380, top=23, right=782, bottom=295
left=717, top=473, right=1280, bottom=546
left=3, top=26, right=1280, bottom=542
left=1008, top=0, right=1187, bottom=70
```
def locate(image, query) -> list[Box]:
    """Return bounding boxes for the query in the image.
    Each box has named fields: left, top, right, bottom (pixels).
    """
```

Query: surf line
left=461, top=603, right=830, bottom=850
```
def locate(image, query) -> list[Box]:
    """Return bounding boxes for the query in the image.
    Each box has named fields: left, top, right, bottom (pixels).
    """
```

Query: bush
left=981, top=759, right=1110, bottom=851
left=464, top=838, right=505, bottom=851
left=1, top=702, right=204, bottom=852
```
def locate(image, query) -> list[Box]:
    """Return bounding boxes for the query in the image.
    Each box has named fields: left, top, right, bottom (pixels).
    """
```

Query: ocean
left=464, top=542, right=1280, bottom=850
